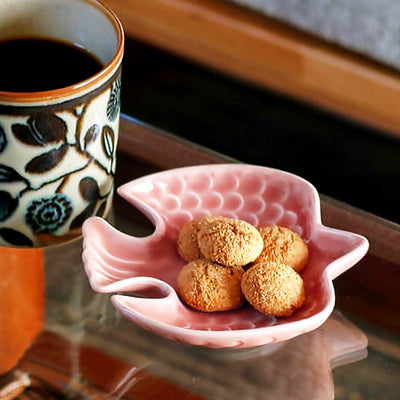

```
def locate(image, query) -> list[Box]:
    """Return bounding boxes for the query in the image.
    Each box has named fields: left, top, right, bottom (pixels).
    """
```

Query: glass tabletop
left=16, top=114, right=400, bottom=399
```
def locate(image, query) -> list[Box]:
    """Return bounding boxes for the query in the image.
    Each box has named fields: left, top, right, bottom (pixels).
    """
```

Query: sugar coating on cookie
left=177, top=259, right=245, bottom=312
left=177, top=216, right=221, bottom=261
left=241, top=262, right=305, bottom=317
left=253, top=225, right=309, bottom=272
left=177, top=219, right=203, bottom=261
left=197, top=217, right=263, bottom=267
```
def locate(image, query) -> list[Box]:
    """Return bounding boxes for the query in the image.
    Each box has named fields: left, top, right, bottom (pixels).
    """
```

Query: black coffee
left=0, top=38, right=103, bottom=92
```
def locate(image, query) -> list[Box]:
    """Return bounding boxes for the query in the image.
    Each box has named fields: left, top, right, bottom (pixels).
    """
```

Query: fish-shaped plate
left=82, top=164, right=369, bottom=348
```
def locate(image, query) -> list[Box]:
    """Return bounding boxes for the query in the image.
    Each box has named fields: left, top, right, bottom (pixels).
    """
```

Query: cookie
left=177, top=258, right=245, bottom=312
left=177, top=216, right=221, bottom=261
left=197, top=217, right=263, bottom=266
left=177, top=218, right=204, bottom=261
left=254, top=225, right=309, bottom=272
left=241, top=262, right=305, bottom=317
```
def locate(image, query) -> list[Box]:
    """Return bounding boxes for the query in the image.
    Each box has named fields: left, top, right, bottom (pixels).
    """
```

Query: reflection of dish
left=82, top=164, right=369, bottom=348
left=182, top=311, right=368, bottom=400
left=18, top=312, right=367, bottom=400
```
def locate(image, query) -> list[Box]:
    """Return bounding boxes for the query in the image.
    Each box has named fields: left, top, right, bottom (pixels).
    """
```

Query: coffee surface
left=0, top=38, right=103, bottom=92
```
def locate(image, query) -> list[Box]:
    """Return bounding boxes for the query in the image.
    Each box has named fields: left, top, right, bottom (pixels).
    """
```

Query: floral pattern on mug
left=0, top=74, right=121, bottom=247
left=26, top=194, right=73, bottom=233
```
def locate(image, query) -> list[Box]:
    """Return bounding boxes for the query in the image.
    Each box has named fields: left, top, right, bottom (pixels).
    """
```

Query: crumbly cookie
left=177, top=216, right=221, bottom=261
left=241, top=262, right=305, bottom=317
left=197, top=217, right=263, bottom=267
left=177, top=258, right=245, bottom=312
left=177, top=219, right=203, bottom=261
left=253, top=225, right=309, bottom=272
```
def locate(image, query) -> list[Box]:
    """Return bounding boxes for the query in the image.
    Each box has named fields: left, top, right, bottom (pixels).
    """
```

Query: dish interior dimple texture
left=82, top=164, right=369, bottom=347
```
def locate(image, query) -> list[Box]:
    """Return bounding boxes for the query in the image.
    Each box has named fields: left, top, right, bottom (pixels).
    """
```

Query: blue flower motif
left=25, top=194, right=73, bottom=233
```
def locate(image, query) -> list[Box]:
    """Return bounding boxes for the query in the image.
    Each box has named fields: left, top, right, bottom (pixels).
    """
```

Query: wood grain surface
left=104, top=0, right=400, bottom=139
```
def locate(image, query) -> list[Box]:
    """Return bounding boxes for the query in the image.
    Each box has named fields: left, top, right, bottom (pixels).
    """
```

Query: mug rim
left=0, top=0, right=124, bottom=104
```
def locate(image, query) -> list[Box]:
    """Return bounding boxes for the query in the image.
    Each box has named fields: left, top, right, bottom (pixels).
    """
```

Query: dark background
left=120, top=37, right=400, bottom=224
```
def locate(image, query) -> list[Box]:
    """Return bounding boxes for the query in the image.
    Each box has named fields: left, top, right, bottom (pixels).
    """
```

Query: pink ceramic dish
left=82, top=164, right=369, bottom=348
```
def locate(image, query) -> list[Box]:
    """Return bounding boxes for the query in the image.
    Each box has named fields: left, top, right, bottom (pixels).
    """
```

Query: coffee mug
left=0, top=0, right=124, bottom=248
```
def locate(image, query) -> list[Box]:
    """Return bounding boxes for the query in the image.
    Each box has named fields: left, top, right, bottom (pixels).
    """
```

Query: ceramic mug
left=0, top=0, right=124, bottom=247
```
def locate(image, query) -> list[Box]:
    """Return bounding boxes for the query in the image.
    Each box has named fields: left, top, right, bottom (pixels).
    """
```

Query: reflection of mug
left=0, top=0, right=124, bottom=247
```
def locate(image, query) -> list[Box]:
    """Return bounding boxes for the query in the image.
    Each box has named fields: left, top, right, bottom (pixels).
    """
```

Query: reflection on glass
left=14, top=309, right=366, bottom=399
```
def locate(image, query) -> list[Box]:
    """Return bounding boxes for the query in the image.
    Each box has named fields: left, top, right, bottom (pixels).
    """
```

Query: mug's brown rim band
left=0, top=65, right=122, bottom=115
left=0, top=0, right=124, bottom=104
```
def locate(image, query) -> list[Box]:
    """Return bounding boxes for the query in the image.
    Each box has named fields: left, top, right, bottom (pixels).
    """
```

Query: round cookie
left=254, top=225, right=309, bottom=272
left=197, top=217, right=263, bottom=266
left=177, top=216, right=222, bottom=261
left=241, top=262, right=305, bottom=317
left=177, top=219, right=204, bottom=261
left=177, top=259, right=245, bottom=312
